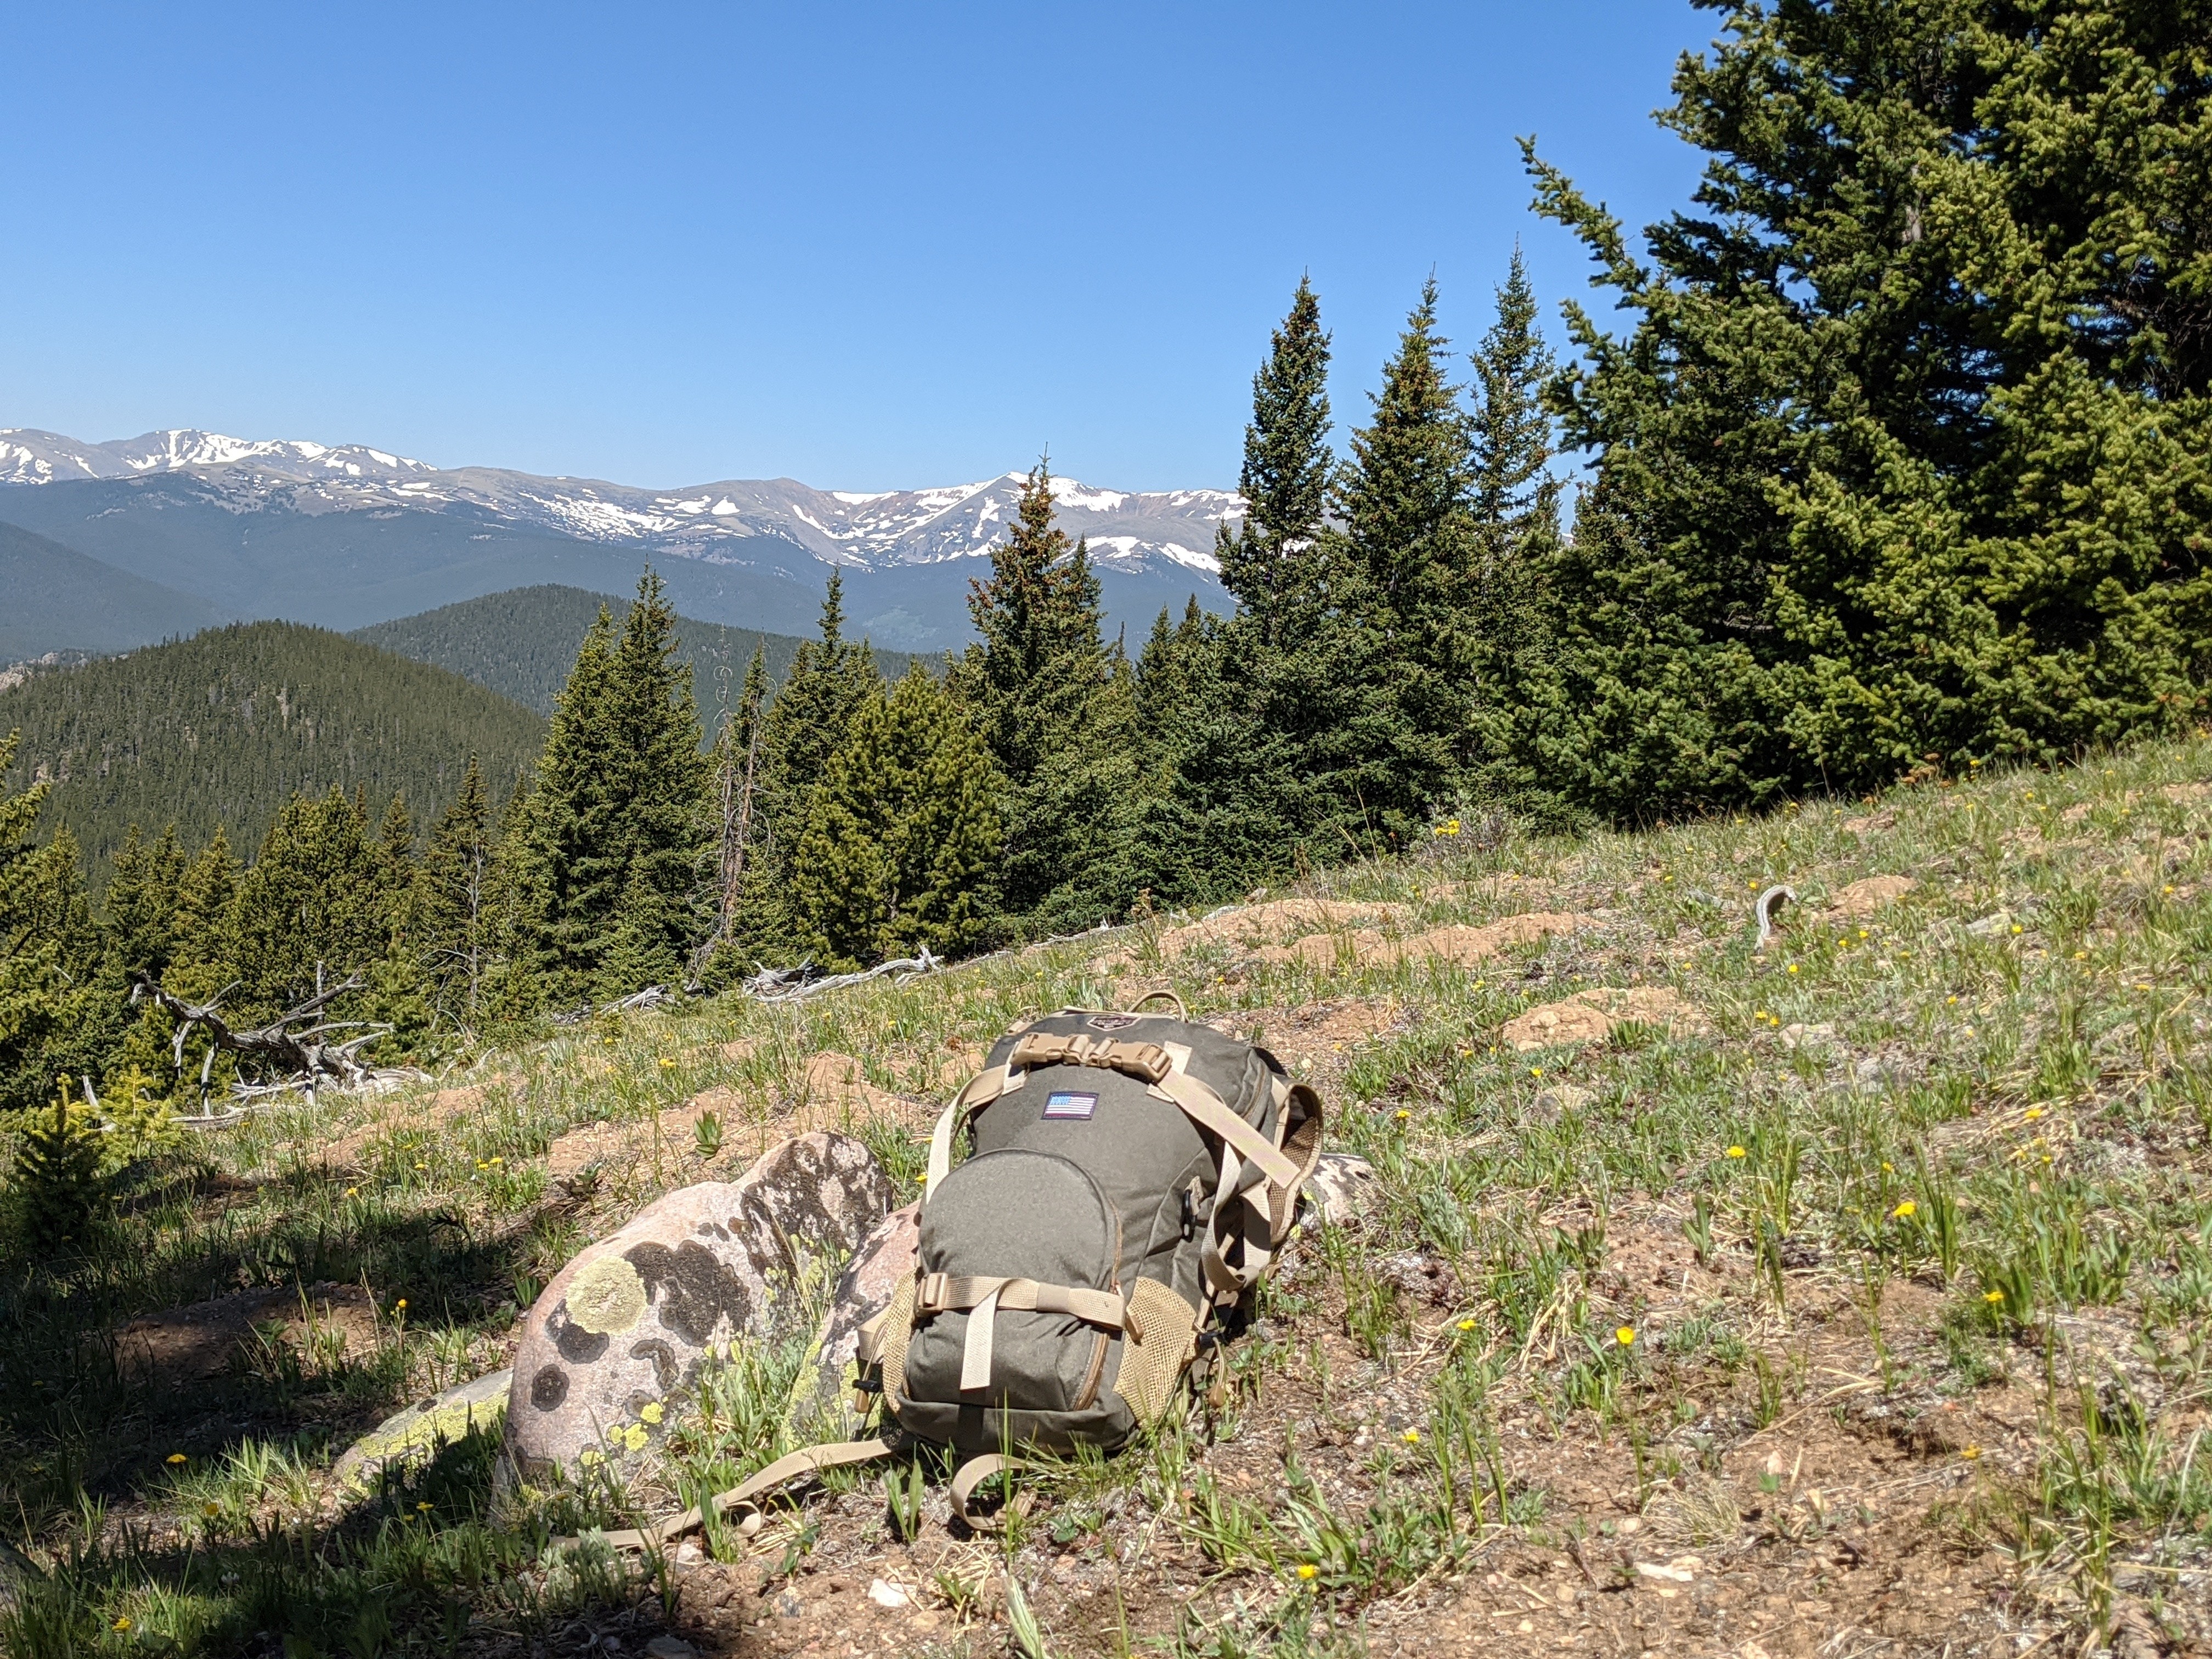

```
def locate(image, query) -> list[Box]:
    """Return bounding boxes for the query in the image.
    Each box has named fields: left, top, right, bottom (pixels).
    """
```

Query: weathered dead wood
left=130, top=970, right=392, bottom=1093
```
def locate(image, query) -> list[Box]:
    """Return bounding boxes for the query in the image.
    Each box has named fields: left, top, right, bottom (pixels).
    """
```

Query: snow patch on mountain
left=0, top=428, right=1235, bottom=578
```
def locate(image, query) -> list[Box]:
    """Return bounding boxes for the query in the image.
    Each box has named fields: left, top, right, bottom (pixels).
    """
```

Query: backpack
left=586, top=998, right=1323, bottom=1547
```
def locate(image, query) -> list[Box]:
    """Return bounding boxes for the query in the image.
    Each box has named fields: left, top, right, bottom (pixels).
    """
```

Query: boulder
left=1300, top=1152, right=1378, bottom=1225
left=788, top=1200, right=921, bottom=1437
left=334, top=1368, right=511, bottom=1493
left=1502, top=985, right=1706, bottom=1053
left=506, top=1131, right=893, bottom=1481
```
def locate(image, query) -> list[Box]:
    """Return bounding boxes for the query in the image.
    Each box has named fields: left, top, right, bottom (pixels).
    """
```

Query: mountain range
left=0, top=427, right=1239, bottom=654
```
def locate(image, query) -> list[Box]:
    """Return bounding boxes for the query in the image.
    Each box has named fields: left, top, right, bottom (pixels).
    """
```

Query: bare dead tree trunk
left=131, top=971, right=392, bottom=1093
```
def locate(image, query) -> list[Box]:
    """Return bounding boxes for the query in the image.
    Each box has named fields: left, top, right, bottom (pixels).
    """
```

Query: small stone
left=1300, top=1153, right=1379, bottom=1224
left=1778, top=1022, right=1835, bottom=1052
left=646, top=1640, right=698, bottom=1659
left=1965, top=910, right=2013, bottom=936
left=775, top=1593, right=804, bottom=1618
left=867, top=1578, right=910, bottom=1609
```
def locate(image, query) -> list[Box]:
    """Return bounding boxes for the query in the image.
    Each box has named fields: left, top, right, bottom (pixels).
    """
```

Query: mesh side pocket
left=1113, top=1278, right=1199, bottom=1427
left=877, top=1277, right=917, bottom=1412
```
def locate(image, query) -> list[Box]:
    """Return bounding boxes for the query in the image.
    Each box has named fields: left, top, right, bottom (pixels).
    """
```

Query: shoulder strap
left=577, top=1436, right=900, bottom=1552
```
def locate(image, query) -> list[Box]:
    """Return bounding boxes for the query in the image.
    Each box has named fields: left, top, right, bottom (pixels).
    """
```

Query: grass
left=4, top=736, right=2212, bottom=1652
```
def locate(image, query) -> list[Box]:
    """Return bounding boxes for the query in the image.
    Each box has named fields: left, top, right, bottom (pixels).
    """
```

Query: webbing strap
left=1009, top=1030, right=1172, bottom=1082
left=950, top=1453, right=1032, bottom=1531
left=916, top=1273, right=1135, bottom=1333
left=580, top=1436, right=900, bottom=1551
left=960, top=1283, right=1002, bottom=1391
left=1152, top=1068, right=1300, bottom=1189
left=922, top=1064, right=1013, bottom=1198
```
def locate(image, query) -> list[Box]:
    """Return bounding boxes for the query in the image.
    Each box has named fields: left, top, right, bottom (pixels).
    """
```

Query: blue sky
left=1, top=2, right=1716, bottom=493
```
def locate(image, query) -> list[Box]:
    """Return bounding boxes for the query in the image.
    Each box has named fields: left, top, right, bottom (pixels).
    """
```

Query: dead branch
left=130, top=971, right=393, bottom=1092
left=741, top=947, right=941, bottom=1006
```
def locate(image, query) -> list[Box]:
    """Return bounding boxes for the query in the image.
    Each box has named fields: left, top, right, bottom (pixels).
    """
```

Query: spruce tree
left=230, top=787, right=385, bottom=1018
left=415, top=757, right=495, bottom=1027
left=516, top=571, right=712, bottom=1000
left=1463, top=250, right=1566, bottom=817
left=171, top=828, right=239, bottom=973
left=1321, top=278, right=1479, bottom=842
left=758, top=573, right=880, bottom=873
left=1218, top=275, right=1334, bottom=650
left=953, top=464, right=1137, bottom=931
left=1517, top=1, right=2212, bottom=817
left=598, top=569, right=709, bottom=995
left=789, top=667, right=1002, bottom=970
left=518, top=603, right=620, bottom=996
left=103, top=822, right=186, bottom=980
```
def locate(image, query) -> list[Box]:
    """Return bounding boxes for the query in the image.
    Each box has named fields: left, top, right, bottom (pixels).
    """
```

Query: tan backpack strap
left=1268, top=1081, right=1325, bottom=1244
left=923, top=1064, right=1014, bottom=1199
left=580, top=1435, right=900, bottom=1551
left=915, top=1273, right=1136, bottom=1330
left=1150, top=1067, right=1300, bottom=1190
left=950, top=1453, right=1033, bottom=1531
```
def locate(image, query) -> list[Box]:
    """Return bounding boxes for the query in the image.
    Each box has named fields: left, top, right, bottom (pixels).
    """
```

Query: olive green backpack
left=595, top=998, right=1322, bottom=1544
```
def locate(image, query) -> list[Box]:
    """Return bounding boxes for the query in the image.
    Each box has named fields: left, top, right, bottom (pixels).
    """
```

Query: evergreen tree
left=415, top=757, right=495, bottom=1027
left=1218, top=275, right=1334, bottom=650
left=1516, top=1, right=2212, bottom=818
left=171, top=828, right=239, bottom=973
left=1, top=741, right=99, bottom=1116
left=516, top=571, right=712, bottom=1000
left=1322, top=278, right=1479, bottom=840
left=597, top=570, right=709, bottom=995
left=103, top=822, right=186, bottom=980
left=230, top=787, right=385, bottom=1018
left=789, top=667, right=1003, bottom=970
left=518, top=603, right=620, bottom=995
left=757, top=573, right=881, bottom=881
left=953, top=463, right=1137, bottom=930
left=376, top=794, right=417, bottom=939
left=1464, top=250, right=1566, bottom=816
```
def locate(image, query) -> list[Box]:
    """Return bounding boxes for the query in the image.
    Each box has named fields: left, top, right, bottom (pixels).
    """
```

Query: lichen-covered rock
left=786, top=1200, right=919, bottom=1436
left=506, top=1131, right=891, bottom=1480
left=334, top=1368, right=511, bottom=1493
left=1300, top=1152, right=1377, bottom=1224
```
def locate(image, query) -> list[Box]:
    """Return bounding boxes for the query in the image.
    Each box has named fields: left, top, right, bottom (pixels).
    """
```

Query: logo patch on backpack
left=1043, top=1090, right=1098, bottom=1120
left=1086, top=1013, right=1138, bottom=1031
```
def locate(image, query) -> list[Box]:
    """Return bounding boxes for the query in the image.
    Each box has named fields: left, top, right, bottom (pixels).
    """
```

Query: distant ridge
left=0, top=620, right=545, bottom=881
left=351, top=585, right=924, bottom=719
left=0, top=520, right=224, bottom=660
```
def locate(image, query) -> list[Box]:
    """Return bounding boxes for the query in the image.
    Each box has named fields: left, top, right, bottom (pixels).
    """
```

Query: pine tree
left=415, top=757, right=495, bottom=1027
left=1463, top=250, right=1566, bottom=816
left=516, top=571, right=712, bottom=1000
left=1516, top=1, right=2212, bottom=817
left=597, top=569, right=709, bottom=995
left=1218, top=275, right=1335, bottom=650
left=953, top=464, right=1137, bottom=930
left=9, top=1085, right=106, bottom=1253
left=789, top=667, right=1002, bottom=970
left=758, top=573, right=881, bottom=879
left=519, top=603, right=621, bottom=996
left=230, top=787, right=385, bottom=1018
left=171, top=828, right=239, bottom=973
left=103, top=822, right=186, bottom=980
left=1322, top=278, right=1479, bottom=841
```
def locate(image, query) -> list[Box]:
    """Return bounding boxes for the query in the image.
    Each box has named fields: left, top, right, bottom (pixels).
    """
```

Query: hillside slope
left=0, top=520, right=225, bottom=660
left=349, top=585, right=923, bottom=718
left=6, top=738, right=2209, bottom=1655
left=0, top=620, right=544, bottom=876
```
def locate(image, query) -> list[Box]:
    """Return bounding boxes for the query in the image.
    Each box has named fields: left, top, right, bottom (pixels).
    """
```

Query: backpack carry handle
left=1127, top=988, right=1189, bottom=1019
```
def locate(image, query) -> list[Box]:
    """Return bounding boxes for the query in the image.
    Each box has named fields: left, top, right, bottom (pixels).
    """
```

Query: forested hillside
left=349, top=584, right=919, bottom=718
left=0, top=621, right=543, bottom=881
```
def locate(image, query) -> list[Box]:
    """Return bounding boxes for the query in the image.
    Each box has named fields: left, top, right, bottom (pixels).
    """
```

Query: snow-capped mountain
left=0, top=428, right=1238, bottom=577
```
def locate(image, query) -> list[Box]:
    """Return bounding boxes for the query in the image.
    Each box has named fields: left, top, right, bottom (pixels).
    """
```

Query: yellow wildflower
left=1615, top=1326, right=1636, bottom=1346
left=659, top=1057, right=677, bottom=1069
left=1984, top=1291, right=2005, bottom=1305
left=1457, top=1318, right=1476, bottom=1331
left=1892, top=1200, right=1917, bottom=1220
left=1296, top=1563, right=1318, bottom=1581
left=2023, top=1107, right=2043, bottom=1121
left=203, top=1501, right=221, bottom=1518
left=166, top=1453, right=188, bottom=1465
left=417, top=1500, right=433, bottom=1513
left=1725, top=1145, right=1747, bottom=1159
left=1530, top=1067, right=1544, bottom=1079
left=114, top=1617, right=133, bottom=1632
left=1962, top=1445, right=1981, bottom=1460
left=1402, top=1428, right=1421, bottom=1444
left=394, top=1299, right=407, bottom=1312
